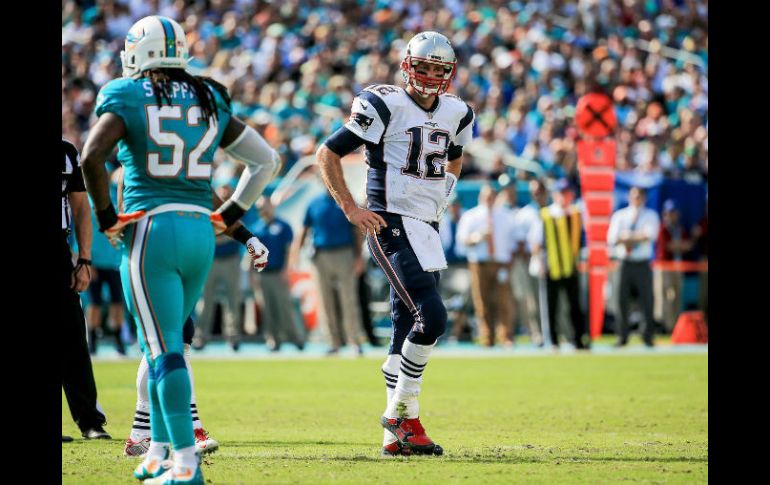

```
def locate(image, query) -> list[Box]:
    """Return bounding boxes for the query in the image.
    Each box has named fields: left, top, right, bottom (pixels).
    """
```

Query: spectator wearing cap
left=654, top=199, right=693, bottom=332
left=528, top=179, right=589, bottom=350
left=607, top=186, right=660, bottom=347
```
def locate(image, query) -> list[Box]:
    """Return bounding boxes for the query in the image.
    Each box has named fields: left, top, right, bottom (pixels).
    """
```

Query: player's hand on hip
left=210, top=213, right=228, bottom=235
left=347, top=207, right=387, bottom=235
left=104, top=211, right=146, bottom=247
left=246, top=236, right=270, bottom=272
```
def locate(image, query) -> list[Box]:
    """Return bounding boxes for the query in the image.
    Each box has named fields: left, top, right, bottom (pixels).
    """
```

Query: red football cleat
left=381, top=440, right=412, bottom=457
left=380, top=416, right=444, bottom=455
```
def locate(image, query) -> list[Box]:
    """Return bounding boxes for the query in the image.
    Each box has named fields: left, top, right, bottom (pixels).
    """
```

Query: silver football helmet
left=401, top=31, right=457, bottom=96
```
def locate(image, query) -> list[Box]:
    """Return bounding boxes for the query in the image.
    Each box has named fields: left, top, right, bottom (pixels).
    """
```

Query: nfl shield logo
left=392, top=228, right=401, bottom=237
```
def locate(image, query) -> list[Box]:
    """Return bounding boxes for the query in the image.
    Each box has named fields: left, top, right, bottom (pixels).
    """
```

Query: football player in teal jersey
left=81, top=16, right=278, bottom=485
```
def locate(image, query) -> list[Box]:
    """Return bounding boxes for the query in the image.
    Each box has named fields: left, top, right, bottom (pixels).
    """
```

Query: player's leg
left=182, top=315, right=220, bottom=454
left=86, top=272, right=105, bottom=354
left=380, top=288, right=413, bottom=456
left=368, top=225, right=445, bottom=455
left=106, top=269, right=126, bottom=354
left=128, top=214, right=212, bottom=482
left=124, top=354, right=152, bottom=456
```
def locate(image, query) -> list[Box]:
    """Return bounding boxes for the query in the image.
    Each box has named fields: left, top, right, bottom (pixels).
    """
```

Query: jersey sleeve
left=95, top=79, right=132, bottom=120
left=342, top=91, right=390, bottom=144
left=455, top=103, right=475, bottom=148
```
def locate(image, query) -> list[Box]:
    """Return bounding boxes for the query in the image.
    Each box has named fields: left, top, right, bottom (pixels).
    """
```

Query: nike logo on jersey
left=359, top=101, right=370, bottom=110
left=425, top=121, right=439, bottom=127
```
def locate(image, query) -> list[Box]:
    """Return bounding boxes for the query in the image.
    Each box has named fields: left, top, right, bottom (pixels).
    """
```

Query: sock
left=131, top=356, right=151, bottom=441
left=146, top=440, right=170, bottom=462
left=184, top=345, right=203, bottom=430
left=381, top=354, right=400, bottom=445
left=155, top=352, right=195, bottom=450
left=173, top=445, right=199, bottom=473
left=386, top=340, right=435, bottom=419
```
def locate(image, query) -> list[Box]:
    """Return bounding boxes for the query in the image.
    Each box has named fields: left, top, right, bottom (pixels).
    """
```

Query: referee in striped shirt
left=61, top=139, right=111, bottom=442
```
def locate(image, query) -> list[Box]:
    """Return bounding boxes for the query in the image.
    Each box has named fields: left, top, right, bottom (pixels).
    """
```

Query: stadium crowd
left=63, top=0, right=707, bottom=351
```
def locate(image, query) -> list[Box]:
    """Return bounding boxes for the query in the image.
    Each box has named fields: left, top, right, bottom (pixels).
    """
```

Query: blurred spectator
left=607, top=186, right=660, bottom=347
left=690, top=196, right=708, bottom=320
left=456, top=184, right=516, bottom=347
left=654, top=199, right=693, bottom=332
left=250, top=196, right=305, bottom=352
left=293, top=188, right=365, bottom=355
left=86, top=168, right=126, bottom=355
left=528, top=179, right=589, bottom=350
left=193, top=185, right=244, bottom=351
left=62, top=1, right=707, bottom=186
left=440, top=199, right=472, bottom=342
left=512, top=179, right=549, bottom=346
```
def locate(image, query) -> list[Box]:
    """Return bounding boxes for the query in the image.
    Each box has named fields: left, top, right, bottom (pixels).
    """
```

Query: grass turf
left=62, top=353, right=707, bottom=484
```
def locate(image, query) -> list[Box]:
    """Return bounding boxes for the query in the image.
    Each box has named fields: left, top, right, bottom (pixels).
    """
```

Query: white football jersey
left=343, top=84, right=475, bottom=223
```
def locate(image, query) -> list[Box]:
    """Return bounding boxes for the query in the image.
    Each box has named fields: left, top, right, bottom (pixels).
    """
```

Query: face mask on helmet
left=400, top=32, right=457, bottom=96
left=120, top=15, right=189, bottom=78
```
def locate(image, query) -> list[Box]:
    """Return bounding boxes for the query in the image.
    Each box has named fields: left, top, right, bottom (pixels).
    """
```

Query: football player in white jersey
left=316, top=31, right=475, bottom=456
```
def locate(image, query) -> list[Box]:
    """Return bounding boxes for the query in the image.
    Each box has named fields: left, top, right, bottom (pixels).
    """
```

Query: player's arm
left=68, top=158, right=93, bottom=292
left=211, top=117, right=281, bottom=233
left=211, top=186, right=269, bottom=271
left=440, top=104, right=475, bottom=216
left=82, top=113, right=146, bottom=237
left=317, top=129, right=387, bottom=234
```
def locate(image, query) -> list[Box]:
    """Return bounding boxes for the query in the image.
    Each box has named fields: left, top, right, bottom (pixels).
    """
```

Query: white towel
left=402, top=216, right=447, bottom=272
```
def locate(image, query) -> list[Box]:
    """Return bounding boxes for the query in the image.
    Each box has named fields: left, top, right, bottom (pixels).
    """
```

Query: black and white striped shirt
left=62, top=139, right=86, bottom=231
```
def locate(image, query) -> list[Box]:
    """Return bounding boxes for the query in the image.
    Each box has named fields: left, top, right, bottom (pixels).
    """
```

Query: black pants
left=61, top=235, right=106, bottom=431
left=546, top=272, right=587, bottom=347
left=617, top=260, right=655, bottom=344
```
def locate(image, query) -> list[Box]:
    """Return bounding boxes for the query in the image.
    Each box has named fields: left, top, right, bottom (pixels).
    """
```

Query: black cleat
left=82, top=426, right=111, bottom=440
left=62, top=435, right=73, bottom=443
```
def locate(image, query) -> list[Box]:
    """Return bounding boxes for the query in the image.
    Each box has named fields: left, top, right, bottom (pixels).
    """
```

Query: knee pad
left=408, top=289, right=447, bottom=345
left=153, top=352, right=186, bottom=382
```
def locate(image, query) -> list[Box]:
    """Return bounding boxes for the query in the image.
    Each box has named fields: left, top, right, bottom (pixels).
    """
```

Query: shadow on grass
left=209, top=441, right=708, bottom=465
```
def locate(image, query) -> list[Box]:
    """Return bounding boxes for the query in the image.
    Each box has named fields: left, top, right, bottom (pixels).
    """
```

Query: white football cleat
left=194, top=428, right=219, bottom=455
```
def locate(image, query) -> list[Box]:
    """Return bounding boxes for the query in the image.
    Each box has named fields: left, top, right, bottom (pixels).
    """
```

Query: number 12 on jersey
left=145, top=105, right=218, bottom=179
left=401, top=126, right=450, bottom=180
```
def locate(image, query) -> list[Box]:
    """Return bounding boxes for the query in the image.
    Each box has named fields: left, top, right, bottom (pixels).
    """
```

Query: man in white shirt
left=607, top=186, right=661, bottom=347
left=511, top=179, right=548, bottom=346
left=456, top=184, right=518, bottom=346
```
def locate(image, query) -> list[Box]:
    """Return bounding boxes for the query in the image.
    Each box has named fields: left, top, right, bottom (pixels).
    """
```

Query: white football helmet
left=401, top=31, right=457, bottom=96
left=120, top=16, right=188, bottom=78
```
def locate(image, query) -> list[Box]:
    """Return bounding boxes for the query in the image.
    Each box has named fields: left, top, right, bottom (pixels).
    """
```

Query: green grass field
left=62, top=353, right=707, bottom=484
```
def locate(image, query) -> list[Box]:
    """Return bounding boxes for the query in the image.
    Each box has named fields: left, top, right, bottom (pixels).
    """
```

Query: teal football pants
left=120, top=209, right=215, bottom=450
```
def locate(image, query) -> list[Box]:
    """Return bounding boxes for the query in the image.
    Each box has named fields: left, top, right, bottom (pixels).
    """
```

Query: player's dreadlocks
left=145, top=68, right=231, bottom=124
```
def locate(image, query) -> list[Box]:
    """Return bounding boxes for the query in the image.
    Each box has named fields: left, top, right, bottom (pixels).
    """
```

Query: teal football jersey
left=95, top=77, right=232, bottom=213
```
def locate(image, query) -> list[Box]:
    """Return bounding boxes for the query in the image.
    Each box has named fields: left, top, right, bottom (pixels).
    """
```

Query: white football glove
left=245, top=236, right=269, bottom=272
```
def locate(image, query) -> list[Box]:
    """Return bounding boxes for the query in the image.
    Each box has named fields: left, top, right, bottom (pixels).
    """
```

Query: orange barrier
left=287, top=270, right=319, bottom=330
left=671, top=311, right=708, bottom=344
left=577, top=260, right=708, bottom=273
